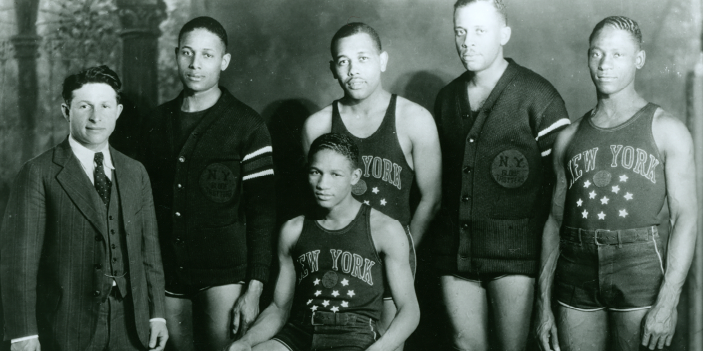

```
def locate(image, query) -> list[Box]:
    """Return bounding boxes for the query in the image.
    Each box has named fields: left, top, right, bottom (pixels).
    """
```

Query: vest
left=563, top=103, right=666, bottom=229
left=331, top=94, right=414, bottom=225
left=102, top=173, right=129, bottom=296
left=290, top=205, right=384, bottom=322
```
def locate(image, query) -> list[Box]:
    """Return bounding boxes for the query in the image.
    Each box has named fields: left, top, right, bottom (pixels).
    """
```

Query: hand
left=535, top=307, right=560, bottom=351
left=641, top=303, right=677, bottom=350
left=11, top=338, right=40, bottom=351
left=222, top=340, right=253, bottom=351
left=231, top=286, right=262, bottom=337
left=149, top=320, right=169, bottom=351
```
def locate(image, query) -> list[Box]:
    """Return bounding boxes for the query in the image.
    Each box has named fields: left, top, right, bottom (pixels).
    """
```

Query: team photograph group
left=0, top=0, right=697, bottom=350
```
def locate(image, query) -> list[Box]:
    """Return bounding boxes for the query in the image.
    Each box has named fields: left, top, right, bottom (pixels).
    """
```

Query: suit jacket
left=0, top=138, right=166, bottom=350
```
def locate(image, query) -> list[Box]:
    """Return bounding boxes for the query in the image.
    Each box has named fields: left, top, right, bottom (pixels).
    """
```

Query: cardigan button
left=175, top=212, right=181, bottom=217
left=461, top=223, right=469, bottom=229
left=463, top=166, right=472, bottom=174
left=178, top=156, right=186, bottom=163
left=177, top=183, right=183, bottom=189
left=462, top=195, right=470, bottom=202
left=468, top=138, right=475, bottom=143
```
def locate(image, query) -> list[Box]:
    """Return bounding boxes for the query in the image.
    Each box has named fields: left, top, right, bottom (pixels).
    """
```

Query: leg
left=556, top=304, right=608, bottom=351
left=440, top=275, right=489, bottom=351
left=192, top=284, right=244, bottom=351
left=609, top=309, right=649, bottom=351
left=485, top=275, right=534, bottom=351
left=252, top=340, right=291, bottom=351
left=378, top=299, right=404, bottom=351
left=165, top=296, right=194, bottom=351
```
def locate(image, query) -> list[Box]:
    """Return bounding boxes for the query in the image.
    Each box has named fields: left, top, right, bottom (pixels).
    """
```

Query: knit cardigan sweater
left=141, top=88, right=275, bottom=287
left=433, top=59, right=570, bottom=276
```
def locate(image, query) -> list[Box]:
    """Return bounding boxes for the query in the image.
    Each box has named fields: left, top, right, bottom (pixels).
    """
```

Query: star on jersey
left=589, top=190, right=597, bottom=199
left=600, top=196, right=609, bottom=205
left=331, top=290, right=340, bottom=297
left=347, top=290, right=355, bottom=298
left=624, top=192, right=633, bottom=200
left=598, top=211, right=606, bottom=220
left=620, top=175, right=628, bottom=182
left=619, top=209, right=629, bottom=218
left=314, top=290, right=321, bottom=297
left=330, top=306, right=339, bottom=313
left=577, top=199, right=583, bottom=207
left=582, top=209, right=588, bottom=219
left=380, top=199, right=387, bottom=206
left=307, top=299, right=312, bottom=305
left=611, top=185, right=620, bottom=194
left=584, top=180, right=592, bottom=188
left=341, top=278, right=349, bottom=286
left=322, top=300, right=330, bottom=307
left=341, top=301, right=349, bottom=308
left=372, top=187, right=379, bottom=194
left=313, top=278, right=320, bottom=286
left=364, top=200, right=370, bottom=205
left=311, top=305, right=318, bottom=311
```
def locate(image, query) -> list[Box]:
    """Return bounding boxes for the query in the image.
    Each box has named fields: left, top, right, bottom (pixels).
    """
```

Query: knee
left=451, top=334, right=488, bottom=351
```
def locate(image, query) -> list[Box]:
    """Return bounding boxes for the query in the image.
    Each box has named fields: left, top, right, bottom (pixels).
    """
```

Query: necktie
left=94, top=152, right=111, bottom=206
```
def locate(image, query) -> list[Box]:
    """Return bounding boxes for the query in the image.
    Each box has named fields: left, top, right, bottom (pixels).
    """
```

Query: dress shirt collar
left=68, top=135, right=114, bottom=182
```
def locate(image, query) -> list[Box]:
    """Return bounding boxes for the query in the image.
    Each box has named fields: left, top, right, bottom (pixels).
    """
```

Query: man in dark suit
left=1, top=66, right=168, bottom=351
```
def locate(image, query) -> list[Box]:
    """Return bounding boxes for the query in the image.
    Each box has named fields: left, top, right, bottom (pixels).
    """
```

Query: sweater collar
left=461, top=58, right=520, bottom=113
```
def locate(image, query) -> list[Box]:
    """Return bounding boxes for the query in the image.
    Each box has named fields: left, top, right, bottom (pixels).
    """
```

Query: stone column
left=12, top=0, right=40, bottom=161
left=113, top=0, right=165, bottom=157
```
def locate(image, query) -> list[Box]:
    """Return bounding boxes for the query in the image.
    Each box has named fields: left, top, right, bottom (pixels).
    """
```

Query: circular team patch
left=352, top=179, right=368, bottom=196
left=199, top=163, right=237, bottom=203
left=322, top=271, right=338, bottom=288
left=593, top=170, right=612, bottom=187
left=491, top=150, right=529, bottom=188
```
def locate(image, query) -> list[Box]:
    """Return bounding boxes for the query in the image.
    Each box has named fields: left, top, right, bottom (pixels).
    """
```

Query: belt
left=562, top=226, right=657, bottom=246
left=301, top=311, right=372, bottom=326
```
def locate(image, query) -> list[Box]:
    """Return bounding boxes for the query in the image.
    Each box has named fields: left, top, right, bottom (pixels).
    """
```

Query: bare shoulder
left=279, top=215, right=306, bottom=253
left=303, top=105, right=334, bottom=136
left=368, top=208, right=407, bottom=253
left=651, top=107, right=692, bottom=159
left=554, top=118, right=581, bottom=153
left=395, top=96, right=437, bottom=138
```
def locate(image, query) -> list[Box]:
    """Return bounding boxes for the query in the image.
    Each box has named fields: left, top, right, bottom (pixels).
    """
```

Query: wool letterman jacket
left=433, top=59, right=570, bottom=276
left=141, top=87, right=275, bottom=287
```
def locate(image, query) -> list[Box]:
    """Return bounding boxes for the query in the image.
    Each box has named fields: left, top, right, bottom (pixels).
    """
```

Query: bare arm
left=641, top=112, right=698, bottom=350
left=226, top=217, right=303, bottom=350
left=301, top=106, right=333, bottom=158
left=535, top=123, right=578, bottom=351
left=367, top=217, right=420, bottom=351
left=405, top=106, right=442, bottom=246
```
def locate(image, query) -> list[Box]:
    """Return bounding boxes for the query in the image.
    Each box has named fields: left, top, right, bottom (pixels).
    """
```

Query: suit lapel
left=54, top=139, right=108, bottom=239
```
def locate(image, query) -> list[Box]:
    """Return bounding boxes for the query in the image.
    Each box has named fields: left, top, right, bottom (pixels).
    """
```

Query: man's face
left=61, top=83, right=123, bottom=151
left=330, top=33, right=388, bottom=101
left=308, top=149, right=361, bottom=209
left=176, top=28, right=231, bottom=93
left=588, top=26, right=644, bottom=96
left=454, top=2, right=510, bottom=72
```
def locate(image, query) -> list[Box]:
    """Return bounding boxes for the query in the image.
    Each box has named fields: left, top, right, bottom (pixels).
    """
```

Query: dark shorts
left=165, top=281, right=244, bottom=299
left=383, top=225, right=416, bottom=300
left=555, top=226, right=665, bottom=311
left=272, top=311, right=378, bottom=351
left=449, top=272, right=510, bottom=287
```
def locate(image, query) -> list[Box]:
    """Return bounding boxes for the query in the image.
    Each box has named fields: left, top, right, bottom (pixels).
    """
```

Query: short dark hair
left=454, top=0, right=507, bottom=25
left=330, top=22, right=382, bottom=57
left=308, top=133, right=360, bottom=170
left=62, top=65, right=121, bottom=104
left=589, top=16, right=643, bottom=48
left=178, top=16, right=228, bottom=49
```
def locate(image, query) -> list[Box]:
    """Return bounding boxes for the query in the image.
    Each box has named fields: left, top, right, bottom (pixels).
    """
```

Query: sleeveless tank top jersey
left=290, top=204, right=384, bottom=322
left=331, top=94, right=414, bottom=225
left=563, top=103, right=666, bottom=229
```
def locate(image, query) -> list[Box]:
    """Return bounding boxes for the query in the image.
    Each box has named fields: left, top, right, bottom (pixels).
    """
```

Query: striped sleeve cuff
left=242, top=146, right=274, bottom=181
left=535, top=118, right=570, bottom=141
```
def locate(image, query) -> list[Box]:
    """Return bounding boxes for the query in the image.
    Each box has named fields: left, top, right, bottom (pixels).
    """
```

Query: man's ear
left=61, top=103, right=70, bottom=122
left=116, top=104, right=124, bottom=120
left=174, top=46, right=179, bottom=58
left=500, top=26, right=512, bottom=46
left=635, top=49, right=646, bottom=69
left=221, top=53, right=231, bottom=71
left=329, top=60, right=339, bottom=79
left=350, top=168, right=362, bottom=185
left=380, top=51, right=389, bottom=73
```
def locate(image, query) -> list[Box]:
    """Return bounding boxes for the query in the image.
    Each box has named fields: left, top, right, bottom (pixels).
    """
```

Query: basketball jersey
left=563, top=103, right=666, bottom=229
left=290, top=204, right=384, bottom=321
left=331, top=94, right=414, bottom=225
